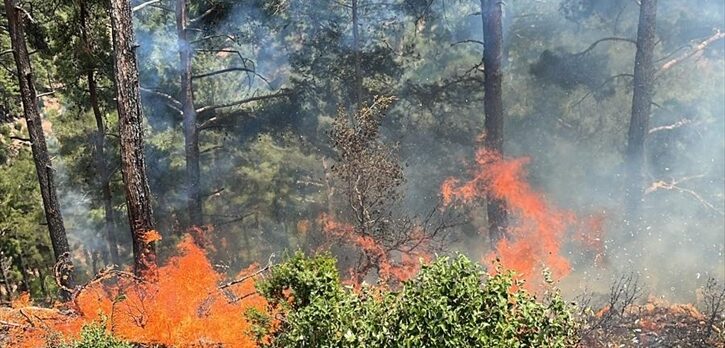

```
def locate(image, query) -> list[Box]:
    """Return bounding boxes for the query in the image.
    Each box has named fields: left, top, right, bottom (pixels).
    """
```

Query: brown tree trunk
left=482, top=0, right=508, bottom=246
left=625, top=0, right=657, bottom=223
left=109, top=0, right=157, bottom=277
left=177, top=0, right=203, bottom=227
left=79, top=0, right=120, bottom=265
left=3, top=0, right=73, bottom=299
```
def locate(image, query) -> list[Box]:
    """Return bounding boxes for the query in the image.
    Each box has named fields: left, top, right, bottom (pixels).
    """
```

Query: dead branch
left=139, top=87, right=182, bottom=113
left=644, top=175, right=723, bottom=214
left=132, top=0, right=162, bottom=12
left=450, top=39, right=484, bottom=47
left=659, top=30, right=725, bottom=73
left=218, top=254, right=274, bottom=290
left=648, top=118, right=693, bottom=134
left=9, top=135, right=30, bottom=143
left=0, top=320, right=24, bottom=328
left=196, top=89, right=290, bottom=118
left=17, top=309, right=35, bottom=327
left=702, top=278, right=725, bottom=340
left=570, top=73, right=634, bottom=108
left=189, top=6, right=217, bottom=26
left=575, top=37, right=636, bottom=56
left=191, top=67, right=256, bottom=80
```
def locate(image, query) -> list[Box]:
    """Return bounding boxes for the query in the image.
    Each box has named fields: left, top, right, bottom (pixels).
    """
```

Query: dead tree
left=624, top=0, right=657, bottom=223
left=481, top=0, right=508, bottom=245
left=2, top=0, right=73, bottom=299
left=78, top=0, right=120, bottom=265
left=327, top=97, right=454, bottom=284
left=109, top=0, right=157, bottom=277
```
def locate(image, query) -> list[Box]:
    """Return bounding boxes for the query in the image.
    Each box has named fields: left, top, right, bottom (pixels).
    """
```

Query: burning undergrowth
left=441, top=145, right=590, bottom=287
left=0, top=233, right=265, bottom=347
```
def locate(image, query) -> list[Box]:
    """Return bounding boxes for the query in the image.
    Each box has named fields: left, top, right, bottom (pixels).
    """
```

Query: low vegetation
left=251, top=252, right=579, bottom=347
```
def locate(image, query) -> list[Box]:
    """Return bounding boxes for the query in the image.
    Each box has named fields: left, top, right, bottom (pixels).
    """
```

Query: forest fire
left=0, top=234, right=264, bottom=347
left=0, top=0, right=722, bottom=345
left=442, top=147, right=577, bottom=286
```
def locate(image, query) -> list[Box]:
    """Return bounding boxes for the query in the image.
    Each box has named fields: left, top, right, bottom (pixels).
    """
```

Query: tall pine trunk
left=3, top=0, right=73, bottom=299
left=79, top=1, right=120, bottom=265
left=482, top=0, right=508, bottom=246
left=176, top=0, right=203, bottom=227
left=351, top=0, right=362, bottom=110
left=109, top=0, right=157, bottom=277
left=625, top=0, right=657, bottom=224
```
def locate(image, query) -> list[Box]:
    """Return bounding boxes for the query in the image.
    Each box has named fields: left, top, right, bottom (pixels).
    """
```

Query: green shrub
left=50, top=318, right=132, bottom=348
left=252, top=252, right=579, bottom=347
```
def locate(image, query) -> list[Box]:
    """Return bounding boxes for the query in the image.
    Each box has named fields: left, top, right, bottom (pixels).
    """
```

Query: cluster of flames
left=441, top=147, right=606, bottom=287
left=0, top=235, right=265, bottom=347
left=0, top=145, right=688, bottom=346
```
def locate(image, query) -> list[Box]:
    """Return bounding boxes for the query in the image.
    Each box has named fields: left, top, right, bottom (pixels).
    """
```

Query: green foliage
left=253, top=252, right=579, bottom=347
left=51, top=318, right=132, bottom=348
left=0, top=142, right=56, bottom=300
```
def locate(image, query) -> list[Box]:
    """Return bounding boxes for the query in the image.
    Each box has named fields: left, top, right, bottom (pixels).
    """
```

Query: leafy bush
left=252, top=252, right=579, bottom=347
left=50, top=319, right=132, bottom=348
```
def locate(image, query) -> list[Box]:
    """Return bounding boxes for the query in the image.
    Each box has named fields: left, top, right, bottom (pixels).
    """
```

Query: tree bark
left=79, top=0, right=120, bottom=265
left=482, top=0, right=508, bottom=246
left=3, top=0, right=73, bottom=299
left=625, top=0, right=657, bottom=223
left=109, top=0, right=157, bottom=277
left=177, top=0, right=203, bottom=227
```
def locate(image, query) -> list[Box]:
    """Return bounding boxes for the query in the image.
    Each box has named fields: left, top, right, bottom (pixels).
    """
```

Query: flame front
left=442, top=147, right=576, bottom=286
left=1, top=235, right=265, bottom=347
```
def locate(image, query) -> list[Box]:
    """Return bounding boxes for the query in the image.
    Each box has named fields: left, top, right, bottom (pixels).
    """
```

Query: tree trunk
left=177, top=0, right=203, bottom=227
left=481, top=0, right=508, bottom=246
left=109, top=0, right=157, bottom=277
left=79, top=0, right=120, bottom=265
left=3, top=0, right=73, bottom=299
left=351, top=0, right=362, bottom=110
left=0, top=253, right=13, bottom=302
left=625, top=0, right=657, bottom=223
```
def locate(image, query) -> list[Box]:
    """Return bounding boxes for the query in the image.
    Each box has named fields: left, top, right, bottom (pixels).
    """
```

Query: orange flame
left=318, top=214, right=424, bottom=284
left=442, top=147, right=576, bottom=286
left=2, top=235, right=265, bottom=347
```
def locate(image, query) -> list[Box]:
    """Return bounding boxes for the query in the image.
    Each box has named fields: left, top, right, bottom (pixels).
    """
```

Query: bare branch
left=645, top=175, right=724, bottom=215
left=659, top=30, right=725, bottom=73
left=648, top=118, right=693, bottom=134
left=196, top=89, right=290, bottom=116
left=9, top=135, right=31, bottom=143
left=574, top=37, right=636, bottom=56
left=450, top=39, right=484, bottom=47
left=139, top=87, right=182, bottom=113
left=132, top=0, right=161, bottom=12
left=218, top=254, right=274, bottom=290
left=36, top=91, right=55, bottom=98
left=192, top=67, right=255, bottom=80
left=189, top=6, right=217, bottom=26
left=570, top=73, right=634, bottom=108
